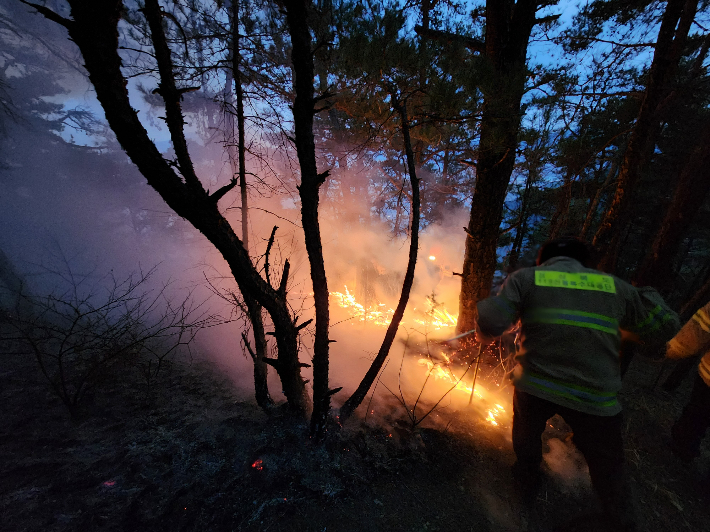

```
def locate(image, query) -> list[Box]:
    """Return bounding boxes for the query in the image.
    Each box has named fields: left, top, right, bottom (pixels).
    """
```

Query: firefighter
left=666, top=300, right=710, bottom=468
left=475, top=237, right=679, bottom=531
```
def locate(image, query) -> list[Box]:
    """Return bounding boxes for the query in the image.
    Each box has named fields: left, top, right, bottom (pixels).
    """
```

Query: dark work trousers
left=512, top=389, right=634, bottom=528
left=671, top=373, right=710, bottom=460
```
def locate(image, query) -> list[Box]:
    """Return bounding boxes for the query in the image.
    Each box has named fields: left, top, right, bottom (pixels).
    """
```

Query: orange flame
left=418, top=358, right=507, bottom=427
left=329, top=286, right=458, bottom=330
left=329, top=286, right=395, bottom=327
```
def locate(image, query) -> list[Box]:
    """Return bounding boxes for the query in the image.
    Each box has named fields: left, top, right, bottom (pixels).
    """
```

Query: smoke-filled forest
left=1, top=1, right=710, bottom=531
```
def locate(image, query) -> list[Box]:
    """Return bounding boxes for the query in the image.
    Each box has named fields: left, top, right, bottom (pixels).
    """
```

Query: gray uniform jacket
left=477, top=257, right=679, bottom=415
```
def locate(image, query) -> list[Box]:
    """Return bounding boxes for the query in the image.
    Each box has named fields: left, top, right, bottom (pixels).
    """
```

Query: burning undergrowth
left=327, top=280, right=516, bottom=434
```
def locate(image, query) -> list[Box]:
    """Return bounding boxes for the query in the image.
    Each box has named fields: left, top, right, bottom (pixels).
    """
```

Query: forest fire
left=329, top=286, right=457, bottom=330
left=330, top=286, right=395, bottom=327
left=329, top=287, right=510, bottom=427
left=417, top=358, right=507, bottom=427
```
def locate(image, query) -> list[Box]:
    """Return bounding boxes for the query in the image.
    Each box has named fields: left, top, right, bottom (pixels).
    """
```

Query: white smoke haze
left=0, top=0, right=518, bottom=437
left=543, top=437, right=592, bottom=493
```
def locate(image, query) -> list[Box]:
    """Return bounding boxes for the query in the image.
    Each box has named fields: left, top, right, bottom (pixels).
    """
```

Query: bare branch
left=20, top=1, right=73, bottom=29
left=265, top=226, right=278, bottom=288
left=210, top=178, right=239, bottom=203
left=143, top=0, right=204, bottom=194
left=414, top=25, right=485, bottom=53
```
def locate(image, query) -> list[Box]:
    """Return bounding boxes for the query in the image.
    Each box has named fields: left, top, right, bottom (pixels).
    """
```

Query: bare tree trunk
left=34, top=0, right=310, bottom=415
left=634, top=118, right=710, bottom=291
left=229, top=0, right=274, bottom=409
left=592, top=0, right=698, bottom=272
left=339, top=97, right=421, bottom=424
left=282, top=0, right=333, bottom=438
left=457, top=0, right=540, bottom=334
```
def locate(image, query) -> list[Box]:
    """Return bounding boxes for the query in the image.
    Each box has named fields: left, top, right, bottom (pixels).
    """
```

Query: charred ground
left=1, top=342, right=708, bottom=532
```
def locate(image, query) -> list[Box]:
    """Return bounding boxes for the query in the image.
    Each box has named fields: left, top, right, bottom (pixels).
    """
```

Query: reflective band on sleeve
left=636, top=304, right=673, bottom=333
left=522, top=371, right=619, bottom=408
left=535, top=271, right=616, bottom=293
left=693, top=309, right=710, bottom=333
left=526, top=308, right=619, bottom=335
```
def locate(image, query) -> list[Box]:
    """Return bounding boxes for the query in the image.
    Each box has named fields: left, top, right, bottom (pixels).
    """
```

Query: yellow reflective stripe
left=693, top=309, right=710, bottom=333
left=698, top=355, right=710, bottom=386
left=526, top=308, right=618, bottom=335
left=636, top=305, right=662, bottom=329
left=534, top=271, right=616, bottom=294
left=523, top=372, right=618, bottom=408
left=667, top=338, right=689, bottom=358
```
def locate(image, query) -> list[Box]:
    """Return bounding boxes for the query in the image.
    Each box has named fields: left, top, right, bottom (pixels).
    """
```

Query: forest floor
left=1, top=341, right=709, bottom=532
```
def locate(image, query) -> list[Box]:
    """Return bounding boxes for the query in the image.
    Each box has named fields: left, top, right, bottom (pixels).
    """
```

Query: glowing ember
left=251, top=459, right=264, bottom=471
left=429, top=255, right=436, bottom=261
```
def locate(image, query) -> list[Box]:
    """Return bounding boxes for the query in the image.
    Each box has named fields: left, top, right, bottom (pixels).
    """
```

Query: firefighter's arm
left=475, top=273, right=522, bottom=340
left=626, top=286, right=680, bottom=344
left=667, top=302, right=710, bottom=360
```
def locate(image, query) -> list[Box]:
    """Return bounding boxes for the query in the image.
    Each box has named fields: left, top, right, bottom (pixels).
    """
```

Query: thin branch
left=20, top=1, right=73, bottom=29
left=414, top=25, right=485, bottom=53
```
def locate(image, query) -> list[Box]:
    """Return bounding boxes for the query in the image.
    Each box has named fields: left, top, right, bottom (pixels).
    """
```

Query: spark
left=429, top=255, right=436, bottom=261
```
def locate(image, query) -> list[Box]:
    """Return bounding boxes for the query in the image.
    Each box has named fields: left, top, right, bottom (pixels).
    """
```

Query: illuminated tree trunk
left=31, top=0, right=311, bottom=415
left=457, top=0, right=540, bottom=334
left=592, top=0, right=698, bottom=272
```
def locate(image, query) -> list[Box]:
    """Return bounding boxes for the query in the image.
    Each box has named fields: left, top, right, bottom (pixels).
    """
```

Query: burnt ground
left=1, top=343, right=709, bottom=532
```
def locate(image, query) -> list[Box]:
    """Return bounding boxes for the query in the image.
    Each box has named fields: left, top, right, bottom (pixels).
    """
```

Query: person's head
left=536, top=236, right=594, bottom=267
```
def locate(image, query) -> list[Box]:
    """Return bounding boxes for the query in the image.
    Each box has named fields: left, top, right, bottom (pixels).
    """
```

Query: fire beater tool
left=469, top=343, right=484, bottom=406
left=441, top=329, right=476, bottom=343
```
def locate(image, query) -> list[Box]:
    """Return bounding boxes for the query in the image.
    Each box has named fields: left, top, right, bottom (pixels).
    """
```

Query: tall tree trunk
left=457, top=0, right=541, bottom=334
left=282, top=0, right=332, bottom=438
left=634, top=118, right=710, bottom=292
left=229, top=0, right=274, bottom=409
left=36, top=0, right=311, bottom=415
left=592, top=0, right=698, bottom=272
left=339, top=98, right=421, bottom=424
